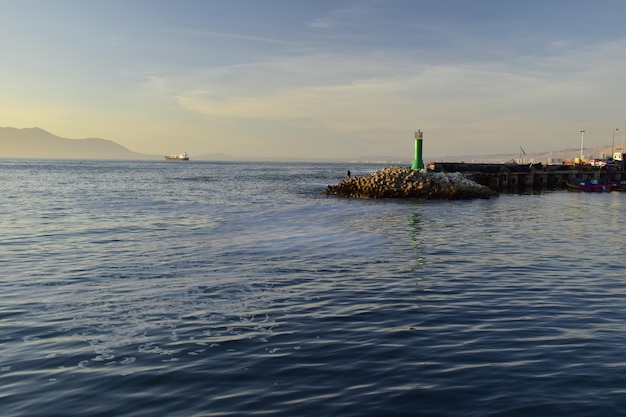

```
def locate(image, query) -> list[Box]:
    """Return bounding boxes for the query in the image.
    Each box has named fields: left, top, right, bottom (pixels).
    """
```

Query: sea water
left=1, top=159, right=626, bottom=417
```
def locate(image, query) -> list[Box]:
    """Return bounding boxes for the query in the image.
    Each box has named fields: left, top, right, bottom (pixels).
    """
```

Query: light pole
left=580, top=130, right=585, bottom=162
left=620, top=129, right=626, bottom=169
left=613, top=128, right=619, bottom=159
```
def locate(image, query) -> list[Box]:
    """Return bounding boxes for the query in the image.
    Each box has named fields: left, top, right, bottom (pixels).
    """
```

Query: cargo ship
left=164, top=152, right=189, bottom=161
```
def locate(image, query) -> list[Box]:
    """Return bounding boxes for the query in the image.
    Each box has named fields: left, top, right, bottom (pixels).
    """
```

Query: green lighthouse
left=411, top=129, right=424, bottom=170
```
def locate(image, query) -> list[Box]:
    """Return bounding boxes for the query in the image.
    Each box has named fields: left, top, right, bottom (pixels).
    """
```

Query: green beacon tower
left=411, top=129, right=424, bottom=170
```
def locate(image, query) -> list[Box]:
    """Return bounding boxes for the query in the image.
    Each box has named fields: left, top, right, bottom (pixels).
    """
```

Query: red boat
left=567, top=179, right=612, bottom=192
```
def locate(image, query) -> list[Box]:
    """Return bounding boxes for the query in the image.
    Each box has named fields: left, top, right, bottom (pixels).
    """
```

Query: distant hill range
left=0, top=127, right=238, bottom=161
left=0, top=127, right=154, bottom=160
left=433, top=146, right=620, bottom=164
left=0, top=126, right=620, bottom=163
left=358, top=146, right=620, bottom=165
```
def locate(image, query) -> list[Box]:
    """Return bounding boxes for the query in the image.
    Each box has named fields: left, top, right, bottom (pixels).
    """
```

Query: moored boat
left=566, top=178, right=612, bottom=192
left=165, top=152, right=189, bottom=161
left=609, top=180, right=626, bottom=192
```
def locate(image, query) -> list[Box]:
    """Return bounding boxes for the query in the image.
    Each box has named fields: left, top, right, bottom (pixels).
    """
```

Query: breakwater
left=323, top=166, right=496, bottom=199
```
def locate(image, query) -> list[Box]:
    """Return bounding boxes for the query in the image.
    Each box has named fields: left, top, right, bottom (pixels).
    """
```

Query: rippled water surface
left=2, top=159, right=626, bottom=416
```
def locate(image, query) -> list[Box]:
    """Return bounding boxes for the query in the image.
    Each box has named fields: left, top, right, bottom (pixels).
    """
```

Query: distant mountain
left=0, top=127, right=155, bottom=160
left=1, top=126, right=621, bottom=163
left=349, top=145, right=624, bottom=165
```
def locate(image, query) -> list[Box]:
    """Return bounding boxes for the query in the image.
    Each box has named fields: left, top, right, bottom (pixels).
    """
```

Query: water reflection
left=409, top=211, right=425, bottom=270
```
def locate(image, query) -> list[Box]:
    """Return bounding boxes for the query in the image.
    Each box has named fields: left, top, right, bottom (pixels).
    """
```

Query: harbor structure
left=428, top=161, right=626, bottom=192
left=411, top=130, right=424, bottom=170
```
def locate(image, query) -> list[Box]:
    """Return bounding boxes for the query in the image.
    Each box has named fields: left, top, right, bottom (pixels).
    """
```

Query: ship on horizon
left=164, top=151, right=189, bottom=161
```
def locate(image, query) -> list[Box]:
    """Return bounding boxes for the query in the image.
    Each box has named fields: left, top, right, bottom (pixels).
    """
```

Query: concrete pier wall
left=429, top=162, right=626, bottom=192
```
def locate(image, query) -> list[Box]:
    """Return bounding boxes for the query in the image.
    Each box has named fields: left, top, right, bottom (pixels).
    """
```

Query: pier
left=428, top=162, right=626, bottom=192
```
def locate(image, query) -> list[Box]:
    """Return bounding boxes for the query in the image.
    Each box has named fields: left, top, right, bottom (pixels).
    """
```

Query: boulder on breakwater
left=323, top=166, right=497, bottom=199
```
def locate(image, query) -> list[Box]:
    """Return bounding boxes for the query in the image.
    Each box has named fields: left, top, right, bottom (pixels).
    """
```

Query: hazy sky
left=2, top=0, right=626, bottom=159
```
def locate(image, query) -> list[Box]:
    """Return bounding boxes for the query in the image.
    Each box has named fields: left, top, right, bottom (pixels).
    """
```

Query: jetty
left=324, top=129, right=626, bottom=198
left=323, top=166, right=496, bottom=199
left=430, top=161, right=626, bottom=193
left=323, top=162, right=626, bottom=199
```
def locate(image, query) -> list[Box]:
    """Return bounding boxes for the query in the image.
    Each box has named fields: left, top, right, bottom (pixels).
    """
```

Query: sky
left=2, top=0, right=626, bottom=160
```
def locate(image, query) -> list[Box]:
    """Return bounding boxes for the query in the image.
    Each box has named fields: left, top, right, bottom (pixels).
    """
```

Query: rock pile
left=323, top=166, right=497, bottom=199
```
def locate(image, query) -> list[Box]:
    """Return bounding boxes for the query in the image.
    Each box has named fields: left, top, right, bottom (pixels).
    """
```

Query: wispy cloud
left=168, top=32, right=626, bottom=155
left=171, top=28, right=301, bottom=45
left=6, top=1, right=626, bottom=157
